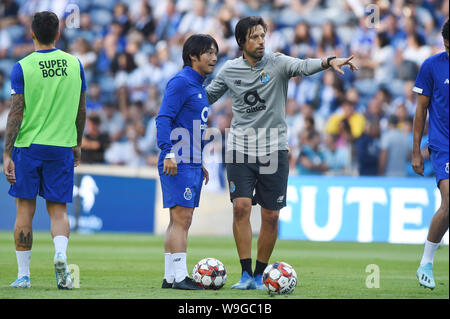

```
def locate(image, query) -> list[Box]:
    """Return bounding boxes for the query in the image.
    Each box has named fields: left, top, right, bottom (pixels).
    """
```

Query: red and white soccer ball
left=262, top=262, right=298, bottom=295
left=192, top=258, right=227, bottom=290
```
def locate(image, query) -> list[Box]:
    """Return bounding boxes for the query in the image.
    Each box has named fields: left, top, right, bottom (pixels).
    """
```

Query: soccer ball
left=262, top=262, right=297, bottom=295
left=192, top=258, right=227, bottom=290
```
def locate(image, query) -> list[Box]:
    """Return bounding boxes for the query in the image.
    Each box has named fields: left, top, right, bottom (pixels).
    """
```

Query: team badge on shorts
left=260, top=71, right=270, bottom=84
left=229, top=181, right=236, bottom=193
left=184, top=188, right=192, bottom=200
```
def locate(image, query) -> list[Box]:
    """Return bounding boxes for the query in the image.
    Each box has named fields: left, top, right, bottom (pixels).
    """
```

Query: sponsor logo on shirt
left=38, top=59, right=69, bottom=78
left=200, top=106, right=209, bottom=129
left=244, top=90, right=266, bottom=113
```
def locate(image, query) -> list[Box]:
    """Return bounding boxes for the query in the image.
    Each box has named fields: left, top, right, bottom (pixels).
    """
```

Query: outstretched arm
left=323, top=55, right=359, bottom=75
left=3, top=93, right=25, bottom=184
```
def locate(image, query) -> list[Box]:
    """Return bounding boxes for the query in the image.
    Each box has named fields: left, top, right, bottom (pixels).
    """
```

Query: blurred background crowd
left=0, top=0, right=448, bottom=191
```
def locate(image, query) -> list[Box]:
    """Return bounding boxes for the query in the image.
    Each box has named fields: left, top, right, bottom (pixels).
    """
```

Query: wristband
left=327, top=56, right=337, bottom=68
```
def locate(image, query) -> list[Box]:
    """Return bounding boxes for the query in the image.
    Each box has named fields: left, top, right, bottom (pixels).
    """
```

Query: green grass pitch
left=0, top=231, right=448, bottom=299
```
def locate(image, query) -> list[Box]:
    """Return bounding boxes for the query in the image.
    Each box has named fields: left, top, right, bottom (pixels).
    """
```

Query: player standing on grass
left=156, top=34, right=218, bottom=290
left=2, top=11, right=86, bottom=289
left=412, top=19, right=449, bottom=290
left=206, top=16, right=358, bottom=290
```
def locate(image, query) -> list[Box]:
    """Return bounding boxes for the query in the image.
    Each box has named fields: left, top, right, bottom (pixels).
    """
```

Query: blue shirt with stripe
left=413, top=51, right=449, bottom=152
left=156, top=66, right=210, bottom=169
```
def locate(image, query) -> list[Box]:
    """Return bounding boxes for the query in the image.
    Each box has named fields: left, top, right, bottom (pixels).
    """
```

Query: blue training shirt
left=156, top=66, right=210, bottom=168
left=413, top=51, right=449, bottom=152
left=10, top=48, right=87, bottom=160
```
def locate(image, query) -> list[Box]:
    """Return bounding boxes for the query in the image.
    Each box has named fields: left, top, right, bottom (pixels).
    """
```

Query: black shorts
left=226, top=150, right=289, bottom=211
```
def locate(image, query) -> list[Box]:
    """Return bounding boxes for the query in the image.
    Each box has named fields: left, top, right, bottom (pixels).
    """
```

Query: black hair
left=377, top=31, right=390, bottom=48
left=388, top=114, right=399, bottom=126
left=182, top=34, right=219, bottom=67
left=31, top=11, right=59, bottom=45
left=235, top=16, right=267, bottom=49
left=442, top=19, right=449, bottom=41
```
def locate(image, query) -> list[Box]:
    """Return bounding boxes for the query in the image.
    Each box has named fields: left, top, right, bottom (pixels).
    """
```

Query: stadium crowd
left=0, top=0, right=448, bottom=190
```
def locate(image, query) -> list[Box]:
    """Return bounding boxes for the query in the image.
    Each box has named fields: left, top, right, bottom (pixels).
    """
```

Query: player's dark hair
left=31, top=11, right=59, bottom=45
left=182, top=34, right=219, bottom=68
left=235, top=16, right=267, bottom=49
left=442, top=19, right=449, bottom=41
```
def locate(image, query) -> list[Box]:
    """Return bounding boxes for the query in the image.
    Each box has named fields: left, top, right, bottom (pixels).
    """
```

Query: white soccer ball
left=192, top=258, right=227, bottom=290
left=262, top=262, right=297, bottom=295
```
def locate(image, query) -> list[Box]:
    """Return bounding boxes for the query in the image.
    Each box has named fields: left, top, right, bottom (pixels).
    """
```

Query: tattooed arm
left=3, top=94, right=25, bottom=184
left=73, top=91, right=86, bottom=167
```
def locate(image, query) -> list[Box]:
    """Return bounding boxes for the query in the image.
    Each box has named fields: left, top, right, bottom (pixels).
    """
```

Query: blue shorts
left=159, top=166, right=203, bottom=209
left=9, top=146, right=74, bottom=203
left=429, top=147, right=449, bottom=187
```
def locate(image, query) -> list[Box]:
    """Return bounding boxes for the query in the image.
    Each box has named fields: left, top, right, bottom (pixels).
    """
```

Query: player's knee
left=233, top=200, right=251, bottom=222
left=261, top=210, right=279, bottom=229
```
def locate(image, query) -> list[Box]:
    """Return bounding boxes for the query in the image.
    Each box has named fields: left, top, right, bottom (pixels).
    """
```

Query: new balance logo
left=234, top=80, right=241, bottom=86
left=277, top=195, right=285, bottom=203
left=173, top=258, right=181, bottom=262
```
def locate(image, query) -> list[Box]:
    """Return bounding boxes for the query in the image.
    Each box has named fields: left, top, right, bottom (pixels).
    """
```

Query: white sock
left=53, top=236, right=68, bottom=258
left=16, top=250, right=31, bottom=278
left=164, top=253, right=175, bottom=283
left=420, top=240, right=440, bottom=266
left=172, top=252, right=188, bottom=283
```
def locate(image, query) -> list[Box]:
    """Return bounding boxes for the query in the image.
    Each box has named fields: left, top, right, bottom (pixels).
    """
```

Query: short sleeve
left=10, top=62, right=24, bottom=95
left=413, top=59, right=433, bottom=97
left=78, top=59, right=87, bottom=92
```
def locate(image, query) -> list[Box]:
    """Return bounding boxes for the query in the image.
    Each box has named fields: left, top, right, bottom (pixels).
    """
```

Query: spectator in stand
left=315, top=69, right=344, bottom=120
left=289, top=21, right=316, bottom=59
left=81, top=113, right=111, bottom=164
left=323, top=133, right=351, bottom=175
left=134, top=1, right=156, bottom=41
left=99, top=102, right=125, bottom=143
left=297, top=130, right=328, bottom=175
left=104, top=122, right=147, bottom=167
left=113, top=2, right=131, bottom=36
left=154, top=0, right=182, bottom=42
left=317, top=20, right=343, bottom=58
left=71, top=37, right=97, bottom=79
left=86, top=83, right=104, bottom=113
left=381, top=12, right=407, bottom=49
left=402, top=32, right=432, bottom=67
left=297, top=129, right=328, bottom=175
left=355, top=118, right=381, bottom=176
left=391, top=81, right=417, bottom=117
left=361, top=32, right=395, bottom=85
left=378, top=115, right=411, bottom=176
left=177, top=0, right=215, bottom=35
left=326, top=99, right=366, bottom=140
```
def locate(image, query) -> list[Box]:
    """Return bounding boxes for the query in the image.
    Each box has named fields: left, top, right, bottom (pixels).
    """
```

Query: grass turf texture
left=0, top=232, right=448, bottom=299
